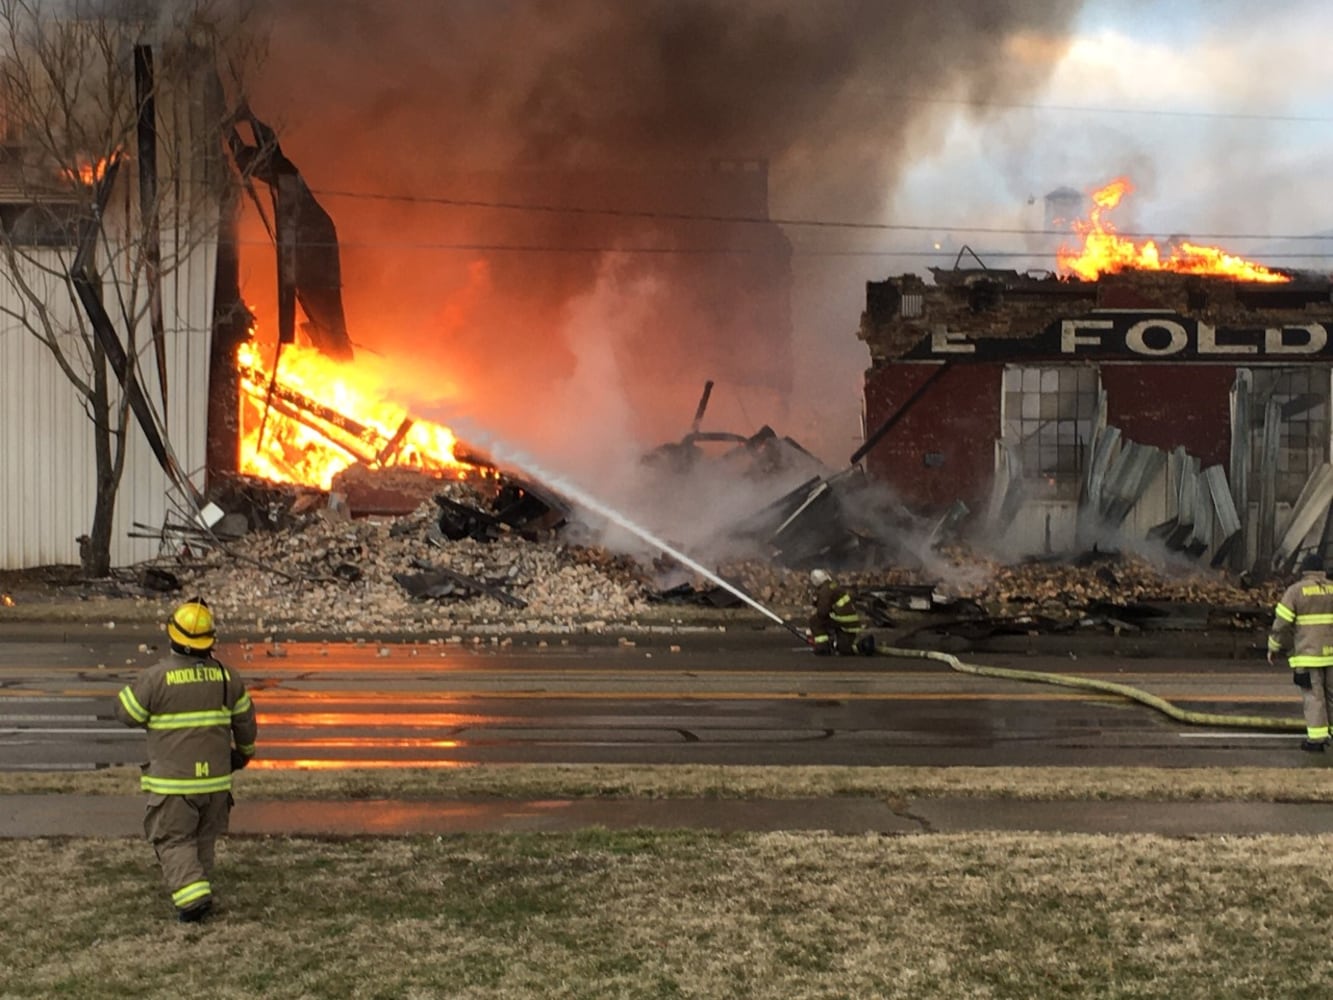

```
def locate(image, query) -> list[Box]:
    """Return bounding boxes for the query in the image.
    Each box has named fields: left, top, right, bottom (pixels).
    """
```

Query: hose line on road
left=874, top=645, right=1305, bottom=732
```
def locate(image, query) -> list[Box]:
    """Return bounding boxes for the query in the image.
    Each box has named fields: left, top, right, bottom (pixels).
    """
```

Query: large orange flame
left=238, top=341, right=476, bottom=489
left=1057, top=177, right=1289, bottom=284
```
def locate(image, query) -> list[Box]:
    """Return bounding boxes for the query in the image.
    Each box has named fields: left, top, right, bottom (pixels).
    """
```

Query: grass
left=8, top=764, right=1333, bottom=996
left=3, top=830, right=1332, bottom=999
left=6, top=761, right=1333, bottom=802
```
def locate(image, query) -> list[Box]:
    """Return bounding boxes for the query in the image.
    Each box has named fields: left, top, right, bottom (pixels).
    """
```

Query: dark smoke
left=242, top=0, right=1085, bottom=475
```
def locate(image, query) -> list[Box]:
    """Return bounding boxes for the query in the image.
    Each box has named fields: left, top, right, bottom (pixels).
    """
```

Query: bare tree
left=0, top=0, right=258, bottom=575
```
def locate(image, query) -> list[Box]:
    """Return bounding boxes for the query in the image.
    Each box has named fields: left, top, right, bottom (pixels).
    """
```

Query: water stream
left=472, top=435, right=799, bottom=633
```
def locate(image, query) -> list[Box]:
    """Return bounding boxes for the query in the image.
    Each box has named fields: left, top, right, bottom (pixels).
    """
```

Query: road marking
left=0, top=727, right=137, bottom=736
left=0, top=714, right=103, bottom=723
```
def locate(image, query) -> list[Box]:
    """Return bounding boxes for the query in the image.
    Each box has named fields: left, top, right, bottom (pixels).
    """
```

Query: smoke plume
left=240, top=0, right=1085, bottom=543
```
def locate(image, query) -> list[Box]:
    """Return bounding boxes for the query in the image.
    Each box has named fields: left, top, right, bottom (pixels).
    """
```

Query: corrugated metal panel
left=0, top=41, right=223, bottom=570
left=0, top=222, right=217, bottom=569
left=112, top=221, right=216, bottom=566
left=1003, top=501, right=1078, bottom=556
left=0, top=260, right=96, bottom=567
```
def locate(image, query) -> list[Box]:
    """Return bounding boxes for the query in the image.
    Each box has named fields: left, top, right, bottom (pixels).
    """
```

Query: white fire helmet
left=809, top=569, right=831, bottom=587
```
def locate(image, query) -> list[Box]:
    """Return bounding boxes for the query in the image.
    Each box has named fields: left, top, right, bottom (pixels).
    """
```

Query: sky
left=801, top=0, right=1333, bottom=462
left=235, top=0, right=1333, bottom=542
left=891, top=0, right=1333, bottom=261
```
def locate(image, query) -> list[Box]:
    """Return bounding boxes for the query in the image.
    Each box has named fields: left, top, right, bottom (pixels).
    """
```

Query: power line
left=304, top=186, right=1333, bottom=243
left=232, top=237, right=1333, bottom=261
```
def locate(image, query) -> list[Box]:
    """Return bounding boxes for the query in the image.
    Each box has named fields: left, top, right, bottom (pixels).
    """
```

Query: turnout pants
left=1302, top=668, right=1333, bottom=742
left=144, top=791, right=231, bottom=912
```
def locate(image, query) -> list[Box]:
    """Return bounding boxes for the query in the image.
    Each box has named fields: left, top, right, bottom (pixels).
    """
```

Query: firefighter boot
left=177, top=898, right=213, bottom=923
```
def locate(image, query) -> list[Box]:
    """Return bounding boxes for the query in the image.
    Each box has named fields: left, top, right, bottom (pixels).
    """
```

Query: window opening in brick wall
left=1002, top=365, right=1100, bottom=499
left=1248, top=367, right=1330, bottom=504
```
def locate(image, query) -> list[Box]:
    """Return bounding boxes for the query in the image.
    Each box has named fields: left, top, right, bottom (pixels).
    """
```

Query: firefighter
left=808, top=569, right=873, bottom=656
left=1268, top=553, right=1333, bottom=752
left=115, top=598, right=257, bottom=922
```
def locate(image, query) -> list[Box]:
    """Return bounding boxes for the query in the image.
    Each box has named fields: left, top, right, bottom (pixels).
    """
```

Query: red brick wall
left=862, top=363, right=1002, bottom=512
left=1099, top=364, right=1234, bottom=468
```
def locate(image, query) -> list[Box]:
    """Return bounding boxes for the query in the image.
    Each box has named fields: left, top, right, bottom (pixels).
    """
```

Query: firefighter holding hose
left=1268, top=553, right=1333, bottom=752
left=808, top=569, right=874, bottom=656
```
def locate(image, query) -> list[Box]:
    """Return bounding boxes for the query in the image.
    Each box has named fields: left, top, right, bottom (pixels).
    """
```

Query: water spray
left=465, top=430, right=811, bottom=644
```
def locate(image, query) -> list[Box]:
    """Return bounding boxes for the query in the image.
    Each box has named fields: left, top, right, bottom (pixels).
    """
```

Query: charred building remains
left=859, top=268, right=1333, bottom=573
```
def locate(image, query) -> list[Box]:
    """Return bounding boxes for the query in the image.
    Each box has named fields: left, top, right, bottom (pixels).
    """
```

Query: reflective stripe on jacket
left=115, top=651, right=258, bottom=794
left=1269, top=571, right=1333, bottom=668
left=811, top=580, right=862, bottom=639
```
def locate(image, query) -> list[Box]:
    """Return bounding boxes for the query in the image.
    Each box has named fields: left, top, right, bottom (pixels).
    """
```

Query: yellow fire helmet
left=167, top=598, right=215, bottom=653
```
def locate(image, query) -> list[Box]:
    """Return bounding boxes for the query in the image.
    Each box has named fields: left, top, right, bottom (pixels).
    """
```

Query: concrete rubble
left=0, top=463, right=1291, bottom=639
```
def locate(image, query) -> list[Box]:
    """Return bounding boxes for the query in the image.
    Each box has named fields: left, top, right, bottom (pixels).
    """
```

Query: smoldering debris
left=112, top=506, right=1285, bottom=638
left=170, top=484, right=647, bottom=635
left=100, top=437, right=1287, bottom=639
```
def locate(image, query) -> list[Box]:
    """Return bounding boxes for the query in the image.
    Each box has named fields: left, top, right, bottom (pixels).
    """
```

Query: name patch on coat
left=164, top=666, right=225, bottom=685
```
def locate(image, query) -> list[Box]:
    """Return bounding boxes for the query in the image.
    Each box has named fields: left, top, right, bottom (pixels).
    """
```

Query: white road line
left=0, top=727, right=136, bottom=736
left=0, top=715, right=103, bottom=723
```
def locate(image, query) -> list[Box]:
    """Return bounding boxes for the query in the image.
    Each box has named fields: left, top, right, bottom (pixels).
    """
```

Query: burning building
left=0, top=34, right=795, bottom=570
left=858, top=180, right=1333, bottom=573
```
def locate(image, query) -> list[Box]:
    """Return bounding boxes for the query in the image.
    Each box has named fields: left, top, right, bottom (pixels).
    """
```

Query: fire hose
left=772, top=604, right=1301, bottom=732
left=788, top=615, right=1294, bottom=731
left=871, top=643, right=1304, bottom=732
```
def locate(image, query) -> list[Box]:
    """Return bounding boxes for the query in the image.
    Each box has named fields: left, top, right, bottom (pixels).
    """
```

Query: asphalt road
left=0, top=631, right=1313, bottom=771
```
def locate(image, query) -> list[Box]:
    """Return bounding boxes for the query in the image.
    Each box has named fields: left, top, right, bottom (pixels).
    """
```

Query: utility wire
left=304, top=186, right=1333, bottom=244
left=230, top=237, right=1333, bottom=261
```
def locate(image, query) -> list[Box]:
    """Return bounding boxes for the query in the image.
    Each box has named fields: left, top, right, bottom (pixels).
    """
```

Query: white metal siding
left=0, top=224, right=217, bottom=569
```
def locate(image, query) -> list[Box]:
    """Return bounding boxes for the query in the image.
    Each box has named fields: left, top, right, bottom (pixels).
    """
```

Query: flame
left=1, top=593, right=14, bottom=607
left=1057, top=178, right=1290, bottom=284
left=60, top=155, right=115, bottom=187
left=238, top=340, right=477, bottom=489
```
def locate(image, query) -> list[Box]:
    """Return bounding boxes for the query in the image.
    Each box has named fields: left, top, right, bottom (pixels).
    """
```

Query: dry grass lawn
left=2, top=830, right=1330, bottom=999
left=5, top=762, right=1333, bottom=802
left=6, top=765, right=1332, bottom=997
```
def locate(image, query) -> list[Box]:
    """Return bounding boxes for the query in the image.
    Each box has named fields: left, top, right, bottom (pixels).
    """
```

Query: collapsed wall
left=857, top=268, right=1333, bottom=573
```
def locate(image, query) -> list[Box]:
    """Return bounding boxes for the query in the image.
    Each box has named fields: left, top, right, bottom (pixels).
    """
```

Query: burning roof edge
left=922, top=265, right=1333, bottom=295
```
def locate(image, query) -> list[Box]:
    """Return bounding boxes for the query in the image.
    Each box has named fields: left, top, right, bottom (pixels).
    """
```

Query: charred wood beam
left=374, top=418, right=414, bottom=466
left=71, top=156, right=201, bottom=506
left=276, top=172, right=299, bottom=346
left=690, top=379, right=714, bottom=433
left=238, top=362, right=383, bottom=452
left=850, top=363, right=952, bottom=467
left=134, top=44, right=167, bottom=420
left=257, top=394, right=375, bottom=465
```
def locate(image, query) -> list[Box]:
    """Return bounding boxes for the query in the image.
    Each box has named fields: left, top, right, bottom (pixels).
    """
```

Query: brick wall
left=862, top=362, right=1001, bottom=512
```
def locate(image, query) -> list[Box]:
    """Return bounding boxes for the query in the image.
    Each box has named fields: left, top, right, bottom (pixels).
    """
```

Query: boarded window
left=1248, top=367, right=1330, bottom=504
left=1002, top=365, right=1100, bottom=498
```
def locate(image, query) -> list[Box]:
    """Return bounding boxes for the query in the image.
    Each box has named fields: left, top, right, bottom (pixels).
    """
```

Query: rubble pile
left=117, top=457, right=1289, bottom=639
left=968, top=555, right=1283, bottom=615
left=721, top=548, right=1282, bottom=627
left=174, top=483, right=652, bottom=635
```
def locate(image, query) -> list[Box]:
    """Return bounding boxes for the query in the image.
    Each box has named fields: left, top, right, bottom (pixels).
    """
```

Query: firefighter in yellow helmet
left=1268, top=553, right=1333, bottom=752
left=114, top=598, right=257, bottom=922
left=808, top=569, right=873, bottom=656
